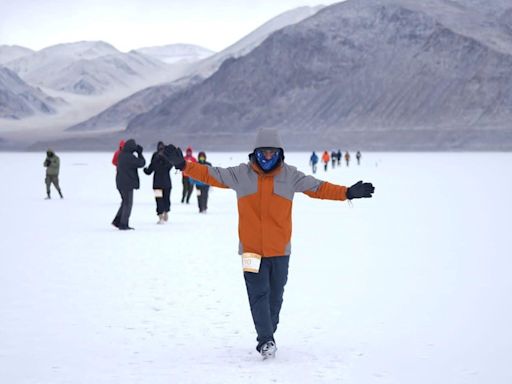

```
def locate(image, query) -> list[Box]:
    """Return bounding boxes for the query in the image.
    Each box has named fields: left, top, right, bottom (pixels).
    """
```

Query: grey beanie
left=253, top=128, right=284, bottom=150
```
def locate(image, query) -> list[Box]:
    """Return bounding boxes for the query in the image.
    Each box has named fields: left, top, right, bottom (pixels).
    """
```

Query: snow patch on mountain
left=4, top=41, right=173, bottom=95
left=134, top=44, right=214, bottom=64
left=0, top=45, right=34, bottom=64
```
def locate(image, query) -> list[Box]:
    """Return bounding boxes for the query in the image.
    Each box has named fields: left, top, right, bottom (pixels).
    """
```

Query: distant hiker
left=181, top=146, right=197, bottom=204
left=144, top=141, right=173, bottom=224
left=112, top=139, right=145, bottom=230
left=322, top=150, right=330, bottom=171
left=336, top=149, right=342, bottom=166
left=309, top=151, right=318, bottom=174
left=112, top=140, right=125, bottom=167
left=356, top=150, right=362, bottom=165
left=331, top=150, right=337, bottom=169
left=165, top=128, right=375, bottom=360
left=43, top=149, right=63, bottom=199
left=344, top=151, right=351, bottom=167
left=190, top=151, right=212, bottom=213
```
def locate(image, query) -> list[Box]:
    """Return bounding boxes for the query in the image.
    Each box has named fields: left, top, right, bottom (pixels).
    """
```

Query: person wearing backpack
left=144, top=141, right=173, bottom=224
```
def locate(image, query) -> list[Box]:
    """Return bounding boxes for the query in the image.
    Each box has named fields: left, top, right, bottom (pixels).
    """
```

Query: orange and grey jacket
left=183, top=160, right=348, bottom=257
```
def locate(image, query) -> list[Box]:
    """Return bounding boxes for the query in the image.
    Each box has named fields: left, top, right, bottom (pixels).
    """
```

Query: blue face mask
left=255, top=148, right=282, bottom=171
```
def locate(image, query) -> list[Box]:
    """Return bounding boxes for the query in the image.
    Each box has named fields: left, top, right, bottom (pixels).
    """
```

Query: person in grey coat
left=44, top=149, right=63, bottom=199
left=112, top=139, right=145, bottom=230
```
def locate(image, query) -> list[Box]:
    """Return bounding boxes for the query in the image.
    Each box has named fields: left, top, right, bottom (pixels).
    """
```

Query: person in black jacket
left=144, top=141, right=174, bottom=224
left=112, top=139, right=145, bottom=230
left=336, top=149, right=342, bottom=166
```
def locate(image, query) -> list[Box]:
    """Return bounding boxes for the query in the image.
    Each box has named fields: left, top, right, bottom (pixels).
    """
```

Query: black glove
left=136, top=144, right=143, bottom=155
left=44, top=159, right=51, bottom=167
left=165, top=144, right=186, bottom=170
left=347, top=180, right=375, bottom=199
left=143, top=167, right=150, bottom=175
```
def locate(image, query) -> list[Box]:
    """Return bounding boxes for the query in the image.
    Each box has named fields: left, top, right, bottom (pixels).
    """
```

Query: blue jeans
left=244, top=256, right=290, bottom=351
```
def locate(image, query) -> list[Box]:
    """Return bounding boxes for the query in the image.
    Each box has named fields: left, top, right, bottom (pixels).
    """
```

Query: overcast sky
left=0, top=0, right=341, bottom=52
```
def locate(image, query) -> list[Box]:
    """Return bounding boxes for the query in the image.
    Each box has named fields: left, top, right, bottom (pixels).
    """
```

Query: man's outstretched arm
left=303, top=181, right=348, bottom=201
left=304, top=180, right=374, bottom=200
left=292, top=168, right=374, bottom=200
left=165, top=145, right=243, bottom=189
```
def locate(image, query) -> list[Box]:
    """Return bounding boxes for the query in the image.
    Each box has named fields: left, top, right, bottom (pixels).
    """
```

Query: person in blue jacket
left=309, top=151, right=319, bottom=174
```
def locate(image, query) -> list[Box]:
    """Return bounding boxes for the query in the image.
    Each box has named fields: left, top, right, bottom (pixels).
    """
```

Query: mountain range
left=3, top=41, right=173, bottom=95
left=121, top=0, right=512, bottom=150
left=66, top=76, right=203, bottom=132
left=64, top=6, right=324, bottom=134
left=3, top=0, right=512, bottom=150
left=0, top=67, right=65, bottom=119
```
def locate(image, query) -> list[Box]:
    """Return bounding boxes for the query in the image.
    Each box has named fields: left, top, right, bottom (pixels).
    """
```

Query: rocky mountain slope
left=123, top=0, right=512, bottom=150
left=0, top=67, right=64, bottom=119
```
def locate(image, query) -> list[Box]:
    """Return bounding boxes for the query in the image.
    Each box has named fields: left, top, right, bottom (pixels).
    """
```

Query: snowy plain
left=0, top=151, right=510, bottom=384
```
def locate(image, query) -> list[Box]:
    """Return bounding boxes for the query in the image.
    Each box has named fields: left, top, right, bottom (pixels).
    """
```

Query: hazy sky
left=0, top=0, right=341, bottom=52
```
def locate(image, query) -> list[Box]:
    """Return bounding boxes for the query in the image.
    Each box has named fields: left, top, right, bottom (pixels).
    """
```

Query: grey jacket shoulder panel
left=207, top=163, right=258, bottom=198
left=207, top=162, right=323, bottom=201
left=273, top=163, right=323, bottom=200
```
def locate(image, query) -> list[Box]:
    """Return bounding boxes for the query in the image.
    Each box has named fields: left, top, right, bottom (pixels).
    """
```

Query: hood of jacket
left=253, top=128, right=284, bottom=151
left=249, top=128, right=285, bottom=173
left=123, top=139, right=137, bottom=153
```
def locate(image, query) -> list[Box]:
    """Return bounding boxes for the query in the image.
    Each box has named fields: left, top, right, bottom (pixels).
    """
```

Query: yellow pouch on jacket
left=154, top=189, right=163, bottom=198
left=242, top=253, right=262, bottom=273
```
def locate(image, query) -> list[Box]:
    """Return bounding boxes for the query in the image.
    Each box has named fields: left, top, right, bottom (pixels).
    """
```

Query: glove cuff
left=175, top=159, right=186, bottom=171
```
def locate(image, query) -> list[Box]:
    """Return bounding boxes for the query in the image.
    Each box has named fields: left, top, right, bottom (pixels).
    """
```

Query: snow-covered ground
left=0, top=151, right=510, bottom=384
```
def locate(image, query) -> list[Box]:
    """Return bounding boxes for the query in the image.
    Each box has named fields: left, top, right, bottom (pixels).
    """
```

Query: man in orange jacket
left=165, top=128, right=374, bottom=359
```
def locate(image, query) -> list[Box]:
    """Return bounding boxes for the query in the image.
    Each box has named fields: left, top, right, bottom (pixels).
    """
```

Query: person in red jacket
left=112, top=140, right=126, bottom=167
left=321, top=150, right=330, bottom=171
left=165, top=128, right=375, bottom=360
left=181, top=146, right=197, bottom=203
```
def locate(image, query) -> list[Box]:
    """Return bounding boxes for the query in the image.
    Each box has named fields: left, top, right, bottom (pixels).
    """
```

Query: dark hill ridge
left=67, top=76, right=202, bottom=132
